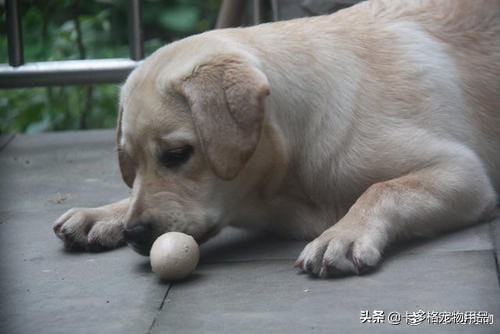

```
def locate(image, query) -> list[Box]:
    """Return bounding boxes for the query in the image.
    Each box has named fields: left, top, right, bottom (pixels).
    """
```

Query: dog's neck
left=247, top=28, right=360, bottom=204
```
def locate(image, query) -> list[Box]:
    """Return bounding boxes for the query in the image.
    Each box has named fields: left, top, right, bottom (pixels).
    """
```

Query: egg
left=150, top=232, right=199, bottom=281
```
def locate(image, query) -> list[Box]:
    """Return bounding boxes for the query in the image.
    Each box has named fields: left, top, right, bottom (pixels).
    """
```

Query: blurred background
left=0, top=0, right=222, bottom=134
left=0, top=0, right=359, bottom=135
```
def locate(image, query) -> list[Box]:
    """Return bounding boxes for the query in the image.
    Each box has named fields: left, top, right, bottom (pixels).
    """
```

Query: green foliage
left=0, top=0, right=221, bottom=134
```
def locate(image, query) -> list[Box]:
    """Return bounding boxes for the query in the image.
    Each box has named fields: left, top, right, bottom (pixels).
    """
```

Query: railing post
left=128, top=0, right=144, bottom=61
left=6, top=0, right=25, bottom=67
left=216, top=0, right=246, bottom=29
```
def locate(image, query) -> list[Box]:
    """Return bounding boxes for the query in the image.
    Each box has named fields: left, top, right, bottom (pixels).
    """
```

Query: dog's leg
left=296, top=150, right=497, bottom=277
left=53, top=198, right=130, bottom=251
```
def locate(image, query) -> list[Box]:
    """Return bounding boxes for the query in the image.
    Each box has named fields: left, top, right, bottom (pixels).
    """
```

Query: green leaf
left=159, top=6, right=200, bottom=33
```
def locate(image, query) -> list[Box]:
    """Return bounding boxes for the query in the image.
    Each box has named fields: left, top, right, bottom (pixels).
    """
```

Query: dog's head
left=117, top=38, right=271, bottom=255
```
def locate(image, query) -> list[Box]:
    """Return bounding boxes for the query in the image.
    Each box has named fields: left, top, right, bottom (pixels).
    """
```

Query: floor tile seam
left=492, top=248, right=499, bottom=286
left=389, top=248, right=495, bottom=258
left=0, top=134, right=16, bottom=152
left=147, top=284, right=172, bottom=334
left=202, top=249, right=496, bottom=266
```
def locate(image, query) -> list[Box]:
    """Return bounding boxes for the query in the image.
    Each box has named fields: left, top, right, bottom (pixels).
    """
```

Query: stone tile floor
left=0, top=130, right=498, bottom=333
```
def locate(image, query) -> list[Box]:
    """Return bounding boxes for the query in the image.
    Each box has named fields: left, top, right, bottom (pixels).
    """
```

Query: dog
left=54, top=0, right=499, bottom=277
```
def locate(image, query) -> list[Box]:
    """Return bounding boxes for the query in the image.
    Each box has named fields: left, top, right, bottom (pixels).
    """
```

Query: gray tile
left=0, top=209, right=165, bottom=334
left=494, top=220, right=500, bottom=250
left=200, top=220, right=499, bottom=265
left=1, top=130, right=498, bottom=334
left=0, top=133, right=16, bottom=151
left=152, top=251, right=499, bottom=334
left=200, top=227, right=306, bottom=263
left=389, top=221, right=496, bottom=256
left=0, top=131, right=158, bottom=334
left=0, top=130, right=128, bottom=213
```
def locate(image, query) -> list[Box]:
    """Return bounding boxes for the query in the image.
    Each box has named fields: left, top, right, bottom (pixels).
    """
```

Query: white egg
left=150, top=232, right=199, bottom=281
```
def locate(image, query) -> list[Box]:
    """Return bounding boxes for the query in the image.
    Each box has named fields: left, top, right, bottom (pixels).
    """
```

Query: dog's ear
left=178, top=55, right=270, bottom=180
left=116, top=105, right=135, bottom=188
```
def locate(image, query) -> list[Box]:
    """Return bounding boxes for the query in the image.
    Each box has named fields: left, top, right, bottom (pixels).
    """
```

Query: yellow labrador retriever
left=54, top=0, right=499, bottom=277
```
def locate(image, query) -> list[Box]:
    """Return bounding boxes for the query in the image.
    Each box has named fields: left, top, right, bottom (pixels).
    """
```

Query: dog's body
left=54, top=0, right=499, bottom=277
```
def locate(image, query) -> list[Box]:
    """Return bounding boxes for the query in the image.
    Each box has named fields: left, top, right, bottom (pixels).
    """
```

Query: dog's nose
left=123, top=222, right=153, bottom=248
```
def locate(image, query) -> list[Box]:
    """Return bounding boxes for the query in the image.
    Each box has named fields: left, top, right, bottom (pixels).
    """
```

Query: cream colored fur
left=54, top=0, right=499, bottom=277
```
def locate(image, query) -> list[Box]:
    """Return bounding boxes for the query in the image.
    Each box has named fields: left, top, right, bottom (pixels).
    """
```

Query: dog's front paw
left=295, top=223, right=385, bottom=278
left=53, top=207, right=126, bottom=252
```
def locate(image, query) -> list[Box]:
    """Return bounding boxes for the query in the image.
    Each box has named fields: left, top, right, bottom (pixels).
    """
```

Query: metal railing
left=0, top=0, right=143, bottom=89
left=0, top=0, right=284, bottom=89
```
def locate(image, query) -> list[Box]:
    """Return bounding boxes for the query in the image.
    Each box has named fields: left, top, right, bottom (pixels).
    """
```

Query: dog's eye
left=159, top=145, right=194, bottom=169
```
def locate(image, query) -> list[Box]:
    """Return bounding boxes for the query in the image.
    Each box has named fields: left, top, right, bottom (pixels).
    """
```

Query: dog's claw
left=53, top=206, right=126, bottom=252
left=297, top=227, right=382, bottom=278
